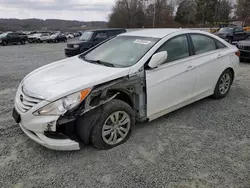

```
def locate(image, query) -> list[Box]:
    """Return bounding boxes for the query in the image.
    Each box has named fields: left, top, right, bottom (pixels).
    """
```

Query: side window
left=157, top=35, right=190, bottom=63
left=108, top=31, right=117, bottom=37
left=214, top=39, right=227, bottom=49
left=7, top=33, right=13, bottom=37
left=190, top=34, right=216, bottom=54
left=94, top=32, right=108, bottom=40
left=235, top=28, right=243, bottom=32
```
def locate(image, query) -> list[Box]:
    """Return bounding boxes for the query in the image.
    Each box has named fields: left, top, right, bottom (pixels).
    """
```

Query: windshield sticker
left=133, top=39, right=151, bottom=45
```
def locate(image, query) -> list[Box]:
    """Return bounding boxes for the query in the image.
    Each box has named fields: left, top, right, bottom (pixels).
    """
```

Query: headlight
left=33, top=88, right=91, bottom=116
left=73, top=44, right=79, bottom=48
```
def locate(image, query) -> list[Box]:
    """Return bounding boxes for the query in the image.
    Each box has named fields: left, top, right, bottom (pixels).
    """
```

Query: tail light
left=235, top=51, right=240, bottom=57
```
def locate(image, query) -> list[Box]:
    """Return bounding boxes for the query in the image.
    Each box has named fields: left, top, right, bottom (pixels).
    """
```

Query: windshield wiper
left=89, top=60, right=115, bottom=67
left=79, top=55, right=115, bottom=67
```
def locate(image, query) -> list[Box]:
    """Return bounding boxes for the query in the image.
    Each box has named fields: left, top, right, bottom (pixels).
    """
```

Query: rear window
left=190, top=34, right=216, bottom=54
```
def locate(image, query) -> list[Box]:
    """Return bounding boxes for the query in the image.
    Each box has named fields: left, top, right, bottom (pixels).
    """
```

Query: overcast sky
left=0, top=0, right=115, bottom=21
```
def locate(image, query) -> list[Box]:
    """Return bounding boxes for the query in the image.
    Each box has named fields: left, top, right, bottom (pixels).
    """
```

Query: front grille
left=67, top=44, right=74, bottom=48
left=243, top=46, right=250, bottom=51
left=240, top=51, right=250, bottom=57
left=16, top=87, right=43, bottom=113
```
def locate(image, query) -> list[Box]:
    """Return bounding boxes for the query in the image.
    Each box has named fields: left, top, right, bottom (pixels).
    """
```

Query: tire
left=55, top=39, right=59, bottom=43
left=228, top=37, right=233, bottom=44
left=212, top=69, right=233, bottom=99
left=20, top=40, right=25, bottom=45
left=77, top=99, right=135, bottom=150
left=2, top=40, right=7, bottom=46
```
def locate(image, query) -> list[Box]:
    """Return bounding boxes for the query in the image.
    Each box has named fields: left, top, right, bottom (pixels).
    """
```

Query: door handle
left=217, top=53, right=223, bottom=58
left=185, top=65, right=195, bottom=72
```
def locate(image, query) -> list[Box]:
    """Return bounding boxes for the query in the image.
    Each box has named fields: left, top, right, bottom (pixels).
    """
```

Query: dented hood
left=22, top=56, right=130, bottom=101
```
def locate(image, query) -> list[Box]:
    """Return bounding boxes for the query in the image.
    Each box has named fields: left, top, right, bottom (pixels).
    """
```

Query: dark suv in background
left=0, top=32, right=27, bottom=46
left=65, top=28, right=126, bottom=57
left=214, top=27, right=249, bottom=43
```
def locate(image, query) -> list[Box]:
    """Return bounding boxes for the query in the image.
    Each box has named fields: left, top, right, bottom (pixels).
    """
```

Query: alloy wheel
left=219, top=73, right=231, bottom=95
left=102, top=111, right=131, bottom=145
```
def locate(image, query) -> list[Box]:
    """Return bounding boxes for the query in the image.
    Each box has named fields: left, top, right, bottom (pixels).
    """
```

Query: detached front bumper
left=19, top=123, right=80, bottom=151
left=13, top=98, right=80, bottom=151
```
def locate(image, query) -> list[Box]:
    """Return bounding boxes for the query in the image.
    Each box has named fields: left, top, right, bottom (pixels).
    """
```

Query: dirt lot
left=0, top=42, right=250, bottom=188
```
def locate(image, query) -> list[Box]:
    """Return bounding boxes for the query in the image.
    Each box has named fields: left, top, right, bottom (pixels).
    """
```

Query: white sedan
left=13, top=29, right=239, bottom=151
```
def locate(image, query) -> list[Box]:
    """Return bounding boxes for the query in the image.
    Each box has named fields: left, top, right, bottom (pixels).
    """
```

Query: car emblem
left=238, top=45, right=243, bottom=49
left=20, top=94, right=24, bottom=102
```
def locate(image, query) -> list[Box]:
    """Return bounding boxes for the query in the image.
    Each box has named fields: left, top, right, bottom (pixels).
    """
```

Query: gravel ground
left=0, top=42, right=250, bottom=188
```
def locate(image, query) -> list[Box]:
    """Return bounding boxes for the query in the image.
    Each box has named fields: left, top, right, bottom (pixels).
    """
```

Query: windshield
left=82, top=36, right=159, bottom=68
left=50, top=33, right=58, bottom=37
left=79, top=32, right=93, bottom=41
left=218, top=27, right=234, bottom=33
left=0, top=32, right=9, bottom=37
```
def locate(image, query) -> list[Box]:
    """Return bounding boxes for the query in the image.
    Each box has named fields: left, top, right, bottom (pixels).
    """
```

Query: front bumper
left=65, top=48, right=80, bottom=57
left=14, top=92, right=80, bottom=151
left=20, top=123, right=80, bottom=150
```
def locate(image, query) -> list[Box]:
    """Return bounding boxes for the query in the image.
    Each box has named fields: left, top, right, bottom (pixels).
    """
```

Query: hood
left=237, top=40, right=250, bottom=46
left=214, top=32, right=228, bottom=36
left=67, top=40, right=89, bottom=45
left=22, top=56, right=130, bottom=101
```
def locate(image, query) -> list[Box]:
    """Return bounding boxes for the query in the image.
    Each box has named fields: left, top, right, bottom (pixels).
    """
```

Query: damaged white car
left=13, top=29, right=240, bottom=151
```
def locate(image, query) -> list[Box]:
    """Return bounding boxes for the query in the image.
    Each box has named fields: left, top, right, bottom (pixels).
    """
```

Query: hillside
left=0, top=18, right=107, bottom=32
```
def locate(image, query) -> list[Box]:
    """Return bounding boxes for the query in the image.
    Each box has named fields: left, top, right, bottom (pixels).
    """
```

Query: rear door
left=189, top=34, right=230, bottom=97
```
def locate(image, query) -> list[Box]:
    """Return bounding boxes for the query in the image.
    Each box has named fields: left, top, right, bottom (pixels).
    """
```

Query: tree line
left=108, top=0, right=250, bottom=28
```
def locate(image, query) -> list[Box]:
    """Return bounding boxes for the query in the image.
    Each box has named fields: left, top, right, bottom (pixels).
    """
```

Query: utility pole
left=153, top=0, right=156, bottom=28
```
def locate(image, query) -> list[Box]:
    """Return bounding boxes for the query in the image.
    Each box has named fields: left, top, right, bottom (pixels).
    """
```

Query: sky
left=0, top=0, right=116, bottom=21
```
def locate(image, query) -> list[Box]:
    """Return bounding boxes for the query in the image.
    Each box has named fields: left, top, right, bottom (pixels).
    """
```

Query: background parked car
left=65, top=28, right=126, bottom=57
left=17, top=32, right=28, bottom=41
left=214, top=27, right=249, bottom=43
left=47, top=33, right=67, bottom=43
left=0, top=32, right=27, bottom=46
left=66, top=33, right=75, bottom=39
left=236, top=35, right=250, bottom=61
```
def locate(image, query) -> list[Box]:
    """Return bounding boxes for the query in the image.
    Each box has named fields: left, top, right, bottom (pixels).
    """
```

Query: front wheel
left=77, top=99, right=135, bottom=150
left=228, top=37, right=233, bottom=44
left=2, top=40, right=7, bottom=46
left=20, top=40, right=26, bottom=45
left=212, top=69, right=233, bottom=99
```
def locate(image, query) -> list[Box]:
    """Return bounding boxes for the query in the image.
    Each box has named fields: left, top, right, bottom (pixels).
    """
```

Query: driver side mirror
left=148, top=51, right=168, bottom=68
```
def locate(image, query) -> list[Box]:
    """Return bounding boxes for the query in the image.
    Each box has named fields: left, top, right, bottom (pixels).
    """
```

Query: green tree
left=175, top=0, right=196, bottom=25
left=235, top=0, right=250, bottom=24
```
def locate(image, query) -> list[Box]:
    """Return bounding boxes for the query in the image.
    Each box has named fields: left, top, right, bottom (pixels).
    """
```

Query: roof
left=86, top=28, right=126, bottom=32
left=121, top=29, right=180, bottom=38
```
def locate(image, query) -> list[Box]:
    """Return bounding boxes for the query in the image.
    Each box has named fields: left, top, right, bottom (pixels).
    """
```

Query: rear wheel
left=2, top=40, right=7, bottom=46
left=212, top=69, right=233, bottom=99
left=55, top=39, right=59, bottom=43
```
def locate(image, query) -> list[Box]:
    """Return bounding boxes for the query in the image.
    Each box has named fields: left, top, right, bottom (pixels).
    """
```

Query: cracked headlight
left=33, top=88, right=91, bottom=116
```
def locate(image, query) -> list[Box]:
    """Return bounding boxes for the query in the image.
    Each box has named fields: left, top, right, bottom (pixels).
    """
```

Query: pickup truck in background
left=0, top=32, right=27, bottom=46
left=214, top=27, right=249, bottom=43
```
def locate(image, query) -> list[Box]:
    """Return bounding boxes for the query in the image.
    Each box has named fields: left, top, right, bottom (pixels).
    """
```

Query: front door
left=234, top=28, right=245, bottom=41
left=92, top=31, right=108, bottom=46
left=146, top=35, right=196, bottom=119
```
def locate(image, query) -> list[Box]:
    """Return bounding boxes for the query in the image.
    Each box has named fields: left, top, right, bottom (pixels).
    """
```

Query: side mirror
left=148, top=51, right=168, bottom=68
